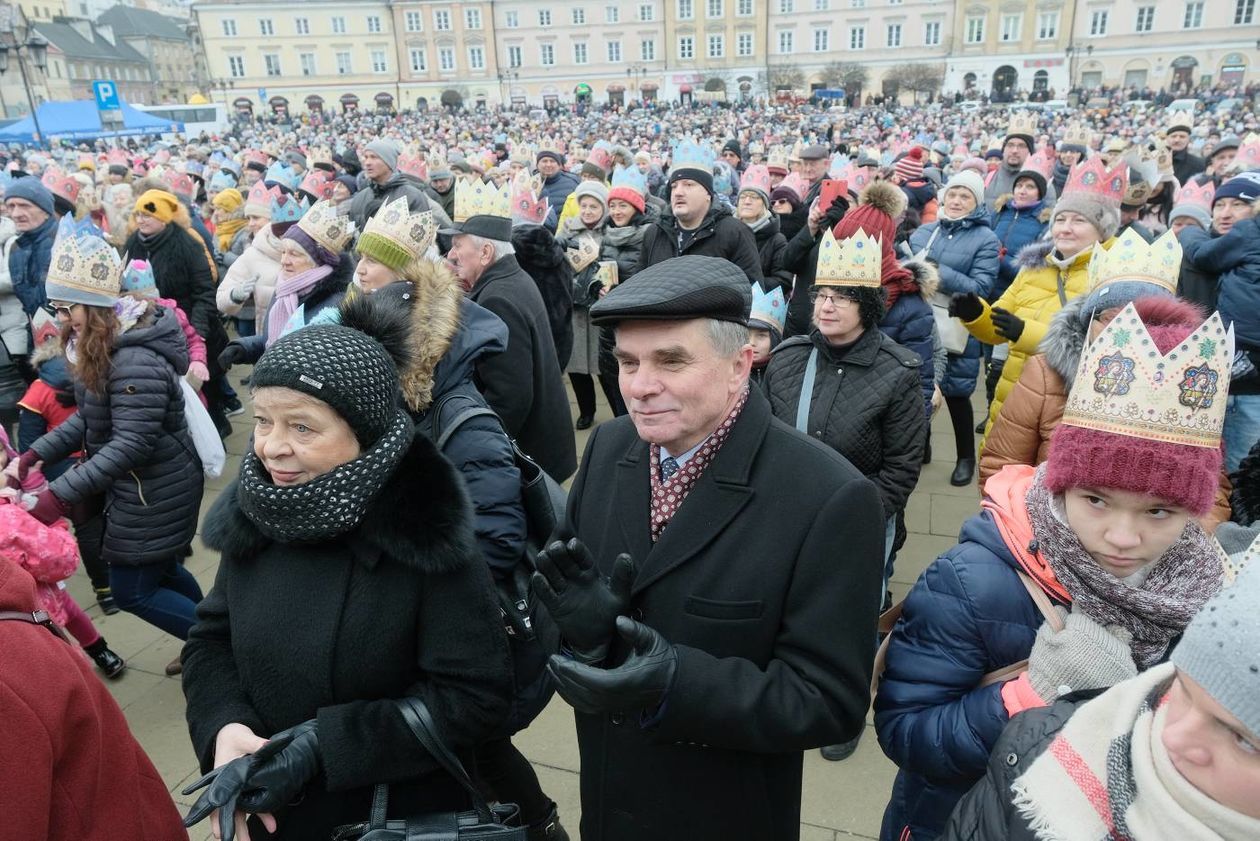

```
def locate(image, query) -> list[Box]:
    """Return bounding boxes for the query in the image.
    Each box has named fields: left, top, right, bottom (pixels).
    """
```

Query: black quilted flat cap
left=589, top=255, right=752, bottom=326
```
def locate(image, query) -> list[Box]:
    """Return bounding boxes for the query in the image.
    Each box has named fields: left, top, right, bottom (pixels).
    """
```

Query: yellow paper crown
left=815, top=228, right=882, bottom=288
left=296, top=199, right=356, bottom=255
left=1166, top=109, right=1194, bottom=134
left=1061, top=123, right=1092, bottom=149
left=1086, top=229, right=1181, bottom=295
left=1007, top=112, right=1039, bottom=140
left=360, top=197, right=436, bottom=264
left=1062, top=302, right=1233, bottom=449
left=453, top=178, right=510, bottom=223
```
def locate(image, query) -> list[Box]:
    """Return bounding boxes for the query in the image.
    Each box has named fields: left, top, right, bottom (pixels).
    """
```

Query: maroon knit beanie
left=1044, top=297, right=1222, bottom=516
left=893, top=147, right=924, bottom=183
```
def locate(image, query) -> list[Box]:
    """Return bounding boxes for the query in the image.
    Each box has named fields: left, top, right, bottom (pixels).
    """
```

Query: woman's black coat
left=749, top=213, right=793, bottom=294
left=183, top=433, right=514, bottom=839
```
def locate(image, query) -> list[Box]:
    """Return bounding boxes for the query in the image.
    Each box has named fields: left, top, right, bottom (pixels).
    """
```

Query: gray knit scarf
left=1025, top=464, right=1221, bottom=668
left=236, top=409, right=414, bottom=544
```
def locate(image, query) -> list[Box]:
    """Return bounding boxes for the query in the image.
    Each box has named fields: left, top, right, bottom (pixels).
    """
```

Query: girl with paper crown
left=874, top=296, right=1235, bottom=841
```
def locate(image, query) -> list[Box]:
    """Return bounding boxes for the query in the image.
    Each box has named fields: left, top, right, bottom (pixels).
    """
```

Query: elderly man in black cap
left=442, top=208, right=577, bottom=482
left=534, top=254, right=884, bottom=841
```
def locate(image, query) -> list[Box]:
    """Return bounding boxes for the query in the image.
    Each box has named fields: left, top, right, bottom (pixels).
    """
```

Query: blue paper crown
left=264, top=160, right=301, bottom=192
left=749, top=282, right=787, bottom=333
left=673, top=139, right=716, bottom=174
left=269, top=193, right=308, bottom=224
left=120, top=259, right=156, bottom=294
left=611, top=165, right=648, bottom=196
left=53, top=213, right=105, bottom=245
left=209, top=170, right=237, bottom=191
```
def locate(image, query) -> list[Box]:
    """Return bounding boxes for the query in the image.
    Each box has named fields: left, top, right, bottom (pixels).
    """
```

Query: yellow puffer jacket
left=964, top=237, right=1113, bottom=441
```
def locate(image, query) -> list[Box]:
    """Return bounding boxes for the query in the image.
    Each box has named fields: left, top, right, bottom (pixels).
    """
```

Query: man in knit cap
left=346, top=138, right=451, bottom=231
left=5, top=177, right=58, bottom=373
left=536, top=148, right=579, bottom=232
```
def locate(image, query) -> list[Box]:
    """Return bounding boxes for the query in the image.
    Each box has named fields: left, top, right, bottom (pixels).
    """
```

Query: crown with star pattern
left=815, top=228, right=882, bottom=288
left=1087, top=229, right=1181, bottom=296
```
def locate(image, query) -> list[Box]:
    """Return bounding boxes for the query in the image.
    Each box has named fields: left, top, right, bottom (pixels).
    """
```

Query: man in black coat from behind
left=533, top=255, right=885, bottom=841
left=444, top=213, right=577, bottom=482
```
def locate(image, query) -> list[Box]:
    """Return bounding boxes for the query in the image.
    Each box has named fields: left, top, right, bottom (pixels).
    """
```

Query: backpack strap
left=424, top=390, right=503, bottom=452
left=0, top=609, right=74, bottom=644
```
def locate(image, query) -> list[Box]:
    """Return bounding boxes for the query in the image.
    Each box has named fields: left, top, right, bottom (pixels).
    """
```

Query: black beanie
left=669, top=166, right=714, bottom=196
left=722, top=139, right=742, bottom=161
left=1012, top=169, right=1048, bottom=200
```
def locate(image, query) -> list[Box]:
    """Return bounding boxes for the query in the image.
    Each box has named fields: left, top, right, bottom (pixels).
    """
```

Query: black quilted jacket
left=762, top=327, right=926, bottom=517
left=32, top=304, right=203, bottom=566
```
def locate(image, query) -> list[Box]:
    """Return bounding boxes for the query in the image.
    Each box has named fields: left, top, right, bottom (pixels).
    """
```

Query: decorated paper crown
left=359, top=197, right=436, bottom=268
left=565, top=233, right=601, bottom=273
left=264, top=160, right=302, bottom=192
left=105, top=148, right=129, bottom=166
left=610, top=164, right=648, bottom=197
left=777, top=173, right=809, bottom=202
left=1087, top=229, right=1181, bottom=295
left=245, top=180, right=277, bottom=211
left=815, top=229, right=882, bottom=288
left=1166, top=110, right=1195, bottom=134
left=846, top=163, right=871, bottom=192
left=269, top=191, right=308, bottom=224
left=740, top=164, right=773, bottom=198
left=41, top=169, right=80, bottom=204
left=151, top=148, right=171, bottom=166
left=766, top=145, right=790, bottom=174
left=1062, top=302, right=1233, bottom=449
left=1175, top=177, right=1215, bottom=210
left=307, top=145, right=335, bottom=172
left=1062, top=157, right=1128, bottom=207
left=828, top=153, right=849, bottom=179
left=587, top=144, right=614, bottom=175
left=298, top=169, right=334, bottom=201
left=1060, top=123, right=1093, bottom=149
left=509, top=171, right=549, bottom=224
left=1238, top=133, right=1260, bottom=171
left=1006, top=112, right=1039, bottom=141
left=161, top=169, right=195, bottom=198
left=1121, top=149, right=1161, bottom=205
left=453, top=178, right=510, bottom=223
left=748, top=141, right=764, bottom=157
left=208, top=170, right=237, bottom=192
left=1023, top=148, right=1056, bottom=180
left=295, top=200, right=355, bottom=255
left=672, top=139, right=717, bottom=175
left=46, top=215, right=122, bottom=306
left=397, top=147, right=427, bottom=181
left=509, top=144, right=535, bottom=167
left=749, top=281, right=787, bottom=334
left=244, top=149, right=270, bottom=169
left=119, top=258, right=156, bottom=295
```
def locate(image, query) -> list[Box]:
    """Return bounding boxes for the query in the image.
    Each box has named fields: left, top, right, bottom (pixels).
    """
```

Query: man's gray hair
left=465, top=234, right=515, bottom=260
left=707, top=318, right=751, bottom=357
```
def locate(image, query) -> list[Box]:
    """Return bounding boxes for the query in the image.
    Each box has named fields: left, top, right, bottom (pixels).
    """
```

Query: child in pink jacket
left=0, top=427, right=126, bottom=679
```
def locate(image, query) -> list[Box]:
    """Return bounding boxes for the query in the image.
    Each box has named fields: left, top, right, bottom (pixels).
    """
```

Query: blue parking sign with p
left=93, top=80, right=120, bottom=111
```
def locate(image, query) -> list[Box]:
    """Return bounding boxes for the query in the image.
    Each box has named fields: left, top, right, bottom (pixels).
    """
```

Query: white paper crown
left=1062, top=302, right=1233, bottom=449
left=1007, top=112, right=1039, bottom=140
left=360, top=197, right=436, bottom=264
left=565, top=233, right=601, bottom=273
left=815, top=228, right=882, bottom=288
left=296, top=199, right=356, bottom=255
left=47, top=227, right=122, bottom=301
left=454, top=178, right=510, bottom=223
left=1166, top=110, right=1194, bottom=134
left=1086, top=229, right=1181, bottom=295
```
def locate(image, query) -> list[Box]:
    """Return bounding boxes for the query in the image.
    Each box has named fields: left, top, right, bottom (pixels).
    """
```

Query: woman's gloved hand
left=990, top=307, right=1026, bottom=342
left=217, top=341, right=250, bottom=372
left=1027, top=607, right=1137, bottom=703
left=948, top=293, right=984, bottom=322
left=236, top=720, right=321, bottom=814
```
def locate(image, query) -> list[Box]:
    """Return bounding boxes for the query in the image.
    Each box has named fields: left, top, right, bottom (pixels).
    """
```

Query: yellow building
left=390, top=1, right=499, bottom=111
left=664, top=0, right=766, bottom=102
left=946, top=0, right=1075, bottom=99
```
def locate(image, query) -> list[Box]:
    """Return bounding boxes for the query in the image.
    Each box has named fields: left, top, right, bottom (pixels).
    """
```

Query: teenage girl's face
left=1162, top=670, right=1260, bottom=819
left=51, top=301, right=87, bottom=335
left=1061, top=486, right=1191, bottom=578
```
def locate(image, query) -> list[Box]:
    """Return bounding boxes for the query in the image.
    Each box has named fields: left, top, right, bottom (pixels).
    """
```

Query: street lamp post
left=0, top=30, right=49, bottom=149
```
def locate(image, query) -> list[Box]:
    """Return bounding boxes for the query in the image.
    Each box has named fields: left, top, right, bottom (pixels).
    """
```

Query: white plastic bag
left=177, top=376, right=226, bottom=478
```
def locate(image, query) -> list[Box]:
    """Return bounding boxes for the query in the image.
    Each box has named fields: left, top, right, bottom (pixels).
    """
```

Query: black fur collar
left=202, top=430, right=477, bottom=574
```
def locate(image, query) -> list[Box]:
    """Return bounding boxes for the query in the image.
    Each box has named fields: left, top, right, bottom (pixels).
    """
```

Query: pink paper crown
left=161, top=170, right=194, bottom=198
left=510, top=178, right=549, bottom=224
left=1023, top=148, right=1056, bottom=180
left=587, top=146, right=614, bottom=173
left=1238, top=136, right=1260, bottom=172
left=152, top=149, right=171, bottom=165
left=778, top=173, right=809, bottom=202
left=397, top=152, right=427, bottom=181
left=246, top=181, right=280, bottom=208
left=298, top=170, right=334, bottom=200
left=106, top=148, right=128, bottom=166
left=1175, top=178, right=1215, bottom=211
left=1062, top=157, right=1128, bottom=207
left=741, top=164, right=773, bottom=196
left=41, top=170, right=80, bottom=204
left=245, top=150, right=269, bottom=167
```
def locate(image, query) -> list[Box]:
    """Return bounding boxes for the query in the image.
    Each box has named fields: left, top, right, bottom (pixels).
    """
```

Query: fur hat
left=1052, top=192, right=1120, bottom=240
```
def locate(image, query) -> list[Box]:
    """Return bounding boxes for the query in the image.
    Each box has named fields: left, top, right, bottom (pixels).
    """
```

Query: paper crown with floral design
left=766, top=145, right=790, bottom=174
left=815, top=229, right=882, bottom=288
left=1023, top=148, right=1056, bottom=180
left=749, top=281, right=787, bottom=334
left=565, top=232, right=601, bottom=273
left=1006, top=112, right=1039, bottom=141
left=307, top=145, right=334, bottom=172
left=264, top=160, right=301, bottom=192
left=1062, top=157, right=1128, bottom=207
left=209, top=170, right=237, bottom=192
left=244, top=149, right=269, bottom=169
left=41, top=169, right=80, bottom=204
left=295, top=200, right=355, bottom=254
left=45, top=215, right=122, bottom=307
left=243, top=180, right=277, bottom=214
left=510, top=144, right=535, bottom=166
left=509, top=171, right=549, bottom=224
left=297, top=169, right=334, bottom=201
left=671, top=139, right=717, bottom=175
left=358, top=197, right=436, bottom=270
left=161, top=169, right=195, bottom=198
left=1087, top=229, right=1181, bottom=295
left=1166, top=110, right=1195, bottom=134
left=269, top=191, right=308, bottom=224
left=1175, top=176, right=1216, bottom=210
left=740, top=164, right=773, bottom=198
left=776, top=172, right=810, bottom=202
left=396, top=147, right=427, bottom=181
left=1062, top=302, right=1233, bottom=449
left=454, top=178, right=510, bottom=223
left=1060, top=123, right=1093, bottom=150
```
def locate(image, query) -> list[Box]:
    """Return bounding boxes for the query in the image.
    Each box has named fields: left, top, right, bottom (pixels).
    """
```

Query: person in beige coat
left=217, top=216, right=285, bottom=336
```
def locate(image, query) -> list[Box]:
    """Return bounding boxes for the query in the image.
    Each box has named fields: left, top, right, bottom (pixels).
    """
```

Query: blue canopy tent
left=0, top=101, right=183, bottom=144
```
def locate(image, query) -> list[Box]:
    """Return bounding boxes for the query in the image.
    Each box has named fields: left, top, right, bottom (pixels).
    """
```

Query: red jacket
left=0, top=561, right=187, bottom=841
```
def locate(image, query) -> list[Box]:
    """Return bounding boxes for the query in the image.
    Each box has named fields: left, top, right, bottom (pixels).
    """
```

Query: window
left=507, top=45, right=522, bottom=67
left=737, top=32, right=753, bottom=55
left=371, top=50, right=387, bottom=73
left=924, top=20, right=940, bottom=45
left=572, top=8, right=586, bottom=24
left=1237, top=0, right=1255, bottom=24
left=294, top=17, right=308, bottom=35
left=778, top=30, right=793, bottom=52
left=608, top=40, right=622, bottom=61
left=813, top=27, right=828, bottom=51
left=409, top=47, right=427, bottom=72
left=707, top=34, right=724, bottom=57
left=779, top=0, right=793, bottom=10
left=258, top=17, right=274, bottom=35
left=1135, top=6, right=1154, bottom=31
left=227, top=55, right=244, bottom=77
left=540, top=43, right=555, bottom=65
left=221, top=18, right=236, bottom=36
left=678, top=35, right=694, bottom=59
left=884, top=22, right=901, bottom=47
left=707, top=0, right=723, bottom=17
left=814, top=0, right=828, bottom=8
left=850, top=0, right=864, bottom=8
left=738, top=0, right=753, bottom=14
left=848, top=25, right=863, bottom=49
left=641, top=38, right=656, bottom=60
left=640, top=4, right=655, bottom=21
left=367, top=15, right=382, bottom=33
left=263, top=53, right=281, bottom=76
left=468, top=46, right=484, bottom=70
left=1089, top=10, right=1108, bottom=36
left=1000, top=13, right=1020, bottom=41
left=574, top=42, right=588, bottom=63
left=439, top=47, right=455, bottom=71
left=606, top=5, right=620, bottom=23
left=331, top=16, right=346, bottom=34
left=1037, top=11, right=1057, bottom=38
left=1183, top=2, right=1203, bottom=27
left=435, top=10, right=451, bottom=30
left=539, top=9, right=552, bottom=25
left=336, top=52, right=352, bottom=74
left=405, top=11, right=422, bottom=31
left=965, top=16, right=984, bottom=43
left=677, top=0, right=693, bottom=20
left=299, top=52, right=316, bottom=75
left=465, top=8, right=481, bottom=28
left=505, top=10, right=519, bottom=27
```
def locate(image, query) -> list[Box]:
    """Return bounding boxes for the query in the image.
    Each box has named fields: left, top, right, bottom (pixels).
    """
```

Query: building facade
left=390, top=1, right=498, bottom=112
left=943, top=0, right=1074, bottom=100
left=663, top=0, right=765, bottom=103
left=97, top=4, right=200, bottom=102
left=35, top=16, right=153, bottom=103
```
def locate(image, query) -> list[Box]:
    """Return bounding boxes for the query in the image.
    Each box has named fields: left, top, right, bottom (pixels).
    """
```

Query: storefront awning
left=679, top=84, right=692, bottom=94
left=232, top=97, right=253, bottom=109
left=375, top=92, right=394, bottom=104
left=340, top=93, right=361, bottom=104
left=607, top=84, right=625, bottom=93
left=639, top=82, right=659, bottom=91
left=574, top=83, right=592, bottom=95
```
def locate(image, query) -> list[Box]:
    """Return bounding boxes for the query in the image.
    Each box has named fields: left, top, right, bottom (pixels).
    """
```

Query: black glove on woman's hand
left=182, top=755, right=259, bottom=841
left=948, top=293, right=984, bottom=322
left=217, top=341, right=249, bottom=372
left=990, top=307, right=1026, bottom=342
left=532, top=538, right=634, bottom=664
left=236, top=721, right=320, bottom=814
left=823, top=194, right=850, bottom=227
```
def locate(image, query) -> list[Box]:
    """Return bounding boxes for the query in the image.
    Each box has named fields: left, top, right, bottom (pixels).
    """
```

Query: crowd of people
left=0, top=87, right=1258, bottom=841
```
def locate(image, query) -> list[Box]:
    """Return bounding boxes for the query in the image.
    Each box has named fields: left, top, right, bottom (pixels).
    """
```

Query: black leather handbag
left=331, top=697, right=526, bottom=841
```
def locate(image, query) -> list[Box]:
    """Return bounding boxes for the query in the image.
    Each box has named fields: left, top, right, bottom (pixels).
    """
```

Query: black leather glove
left=823, top=194, right=850, bottom=227
left=182, top=755, right=260, bottom=841
left=237, top=720, right=320, bottom=814
left=990, top=307, right=1026, bottom=342
left=532, top=539, right=634, bottom=664
left=217, top=341, right=249, bottom=372
left=948, top=292, right=984, bottom=322
left=548, top=616, right=678, bottom=716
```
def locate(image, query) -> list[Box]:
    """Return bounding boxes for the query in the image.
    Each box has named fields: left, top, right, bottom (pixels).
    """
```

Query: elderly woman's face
left=252, top=387, right=361, bottom=486
left=279, top=241, right=316, bottom=275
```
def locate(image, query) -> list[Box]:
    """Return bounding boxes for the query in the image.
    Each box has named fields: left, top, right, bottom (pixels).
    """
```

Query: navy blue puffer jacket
left=1181, top=217, right=1260, bottom=352
left=989, top=197, right=1049, bottom=301
left=879, top=261, right=938, bottom=417
left=8, top=214, right=56, bottom=317
left=907, top=208, right=1000, bottom=397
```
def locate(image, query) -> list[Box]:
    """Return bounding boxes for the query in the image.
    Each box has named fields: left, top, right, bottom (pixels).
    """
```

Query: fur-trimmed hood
left=201, top=430, right=477, bottom=575
left=394, top=260, right=468, bottom=413
left=902, top=257, right=940, bottom=300
left=1015, top=237, right=1057, bottom=270
left=993, top=194, right=1052, bottom=223
left=510, top=223, right=567, bottom=270
left=861, top=179, right=908, bottom=218
left=1039, top=294, right=1091, bottom=386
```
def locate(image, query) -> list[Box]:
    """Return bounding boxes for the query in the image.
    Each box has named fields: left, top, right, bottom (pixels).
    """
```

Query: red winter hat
left=831, top=180, right=912, bottom=296
left=1044, top=295, right=1220, bottom=516
left=608, top=186, right=646, bottom=214
left=893, top=147, right=924, bottom=183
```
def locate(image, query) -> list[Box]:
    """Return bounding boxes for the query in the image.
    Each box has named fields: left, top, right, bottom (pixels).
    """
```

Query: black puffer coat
left=636, top=204, right=764, bottom=284
left=123, top=223, right=224, bottom=356
left=30, top=305, right=203, bottom=566
left=346, top=170, right=448, bottom=231
left=748, top=213, right=793, bottom=294
left=184, top=433, right=513, bottom=840
left=511, top=223, right=574, bottom=370
left=763, top=327, right=926, bottom=517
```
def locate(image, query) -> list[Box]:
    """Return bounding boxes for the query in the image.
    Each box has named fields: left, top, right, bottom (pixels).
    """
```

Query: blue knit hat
left=4, top=175, right=54, bottom=215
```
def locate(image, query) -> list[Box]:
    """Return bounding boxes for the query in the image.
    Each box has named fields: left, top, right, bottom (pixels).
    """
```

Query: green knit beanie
left=356, top=230, right=413, bottom=272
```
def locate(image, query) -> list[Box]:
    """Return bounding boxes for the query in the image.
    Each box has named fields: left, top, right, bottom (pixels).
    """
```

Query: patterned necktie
left=660, top=456, right=680, bottom=482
